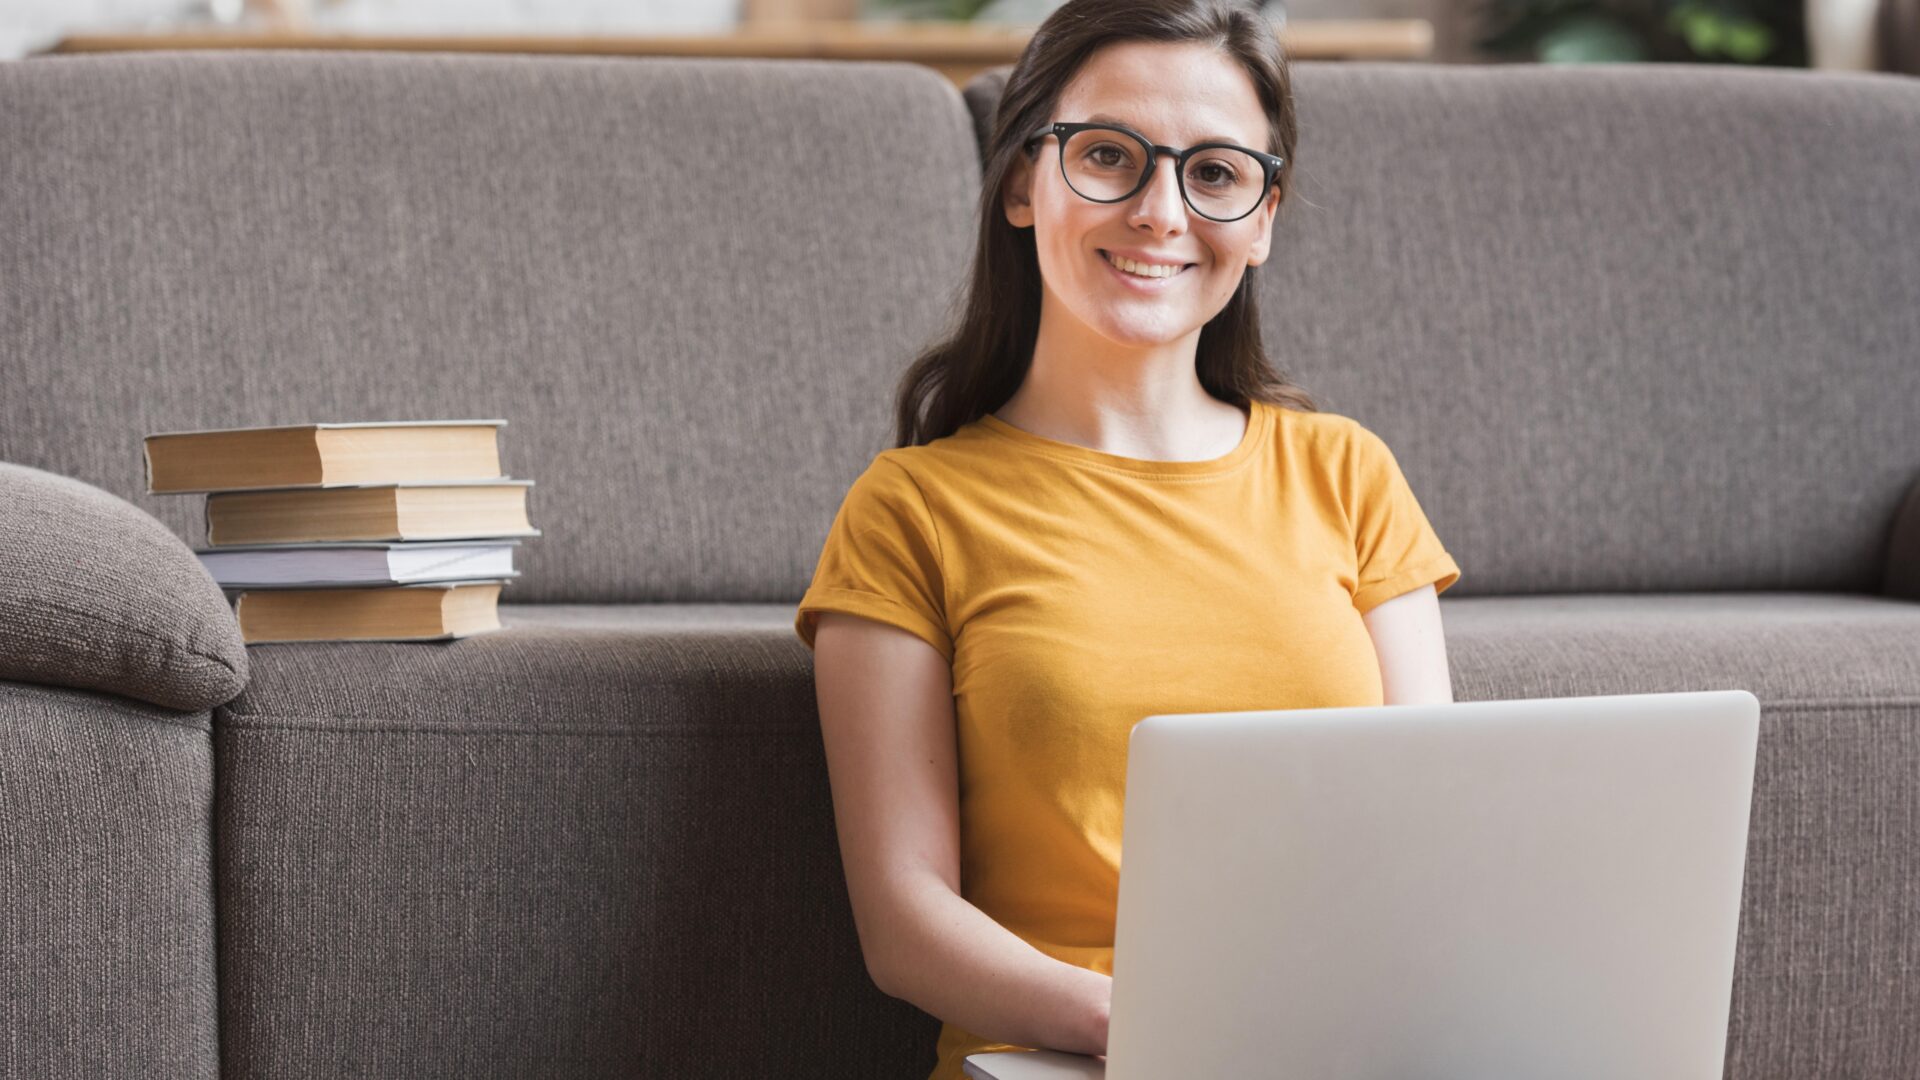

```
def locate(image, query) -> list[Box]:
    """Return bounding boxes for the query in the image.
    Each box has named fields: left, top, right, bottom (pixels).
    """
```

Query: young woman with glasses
left=796, top=2, right=1461, bottom=1076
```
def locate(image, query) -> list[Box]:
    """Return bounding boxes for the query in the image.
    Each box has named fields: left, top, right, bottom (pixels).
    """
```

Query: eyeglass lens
left=1059, top=127, right=1267, bottom=220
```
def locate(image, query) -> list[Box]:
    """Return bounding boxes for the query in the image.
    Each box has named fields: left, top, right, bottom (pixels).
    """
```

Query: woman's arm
left=810, top=611, right=1112, bottom=1055
left=1361, top=583, right=1455, bottom=706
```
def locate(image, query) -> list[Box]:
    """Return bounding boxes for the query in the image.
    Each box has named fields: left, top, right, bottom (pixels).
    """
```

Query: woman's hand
left=1047, top=964, right=1110, bottom=1057
left=1082, top=972, right=1112, bottom=1056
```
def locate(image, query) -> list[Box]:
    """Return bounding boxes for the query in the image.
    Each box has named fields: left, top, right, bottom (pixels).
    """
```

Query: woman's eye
left=1087, top=144, right=1131, bottom=168
left=1193, top=163, right=1238, bottom=186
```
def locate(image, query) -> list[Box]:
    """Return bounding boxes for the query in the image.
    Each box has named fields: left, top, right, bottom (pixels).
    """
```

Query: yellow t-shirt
left=793, top=398, right=1461, bottom=1080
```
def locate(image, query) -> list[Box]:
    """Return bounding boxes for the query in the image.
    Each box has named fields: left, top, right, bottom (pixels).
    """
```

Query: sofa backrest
left=4, top=55, right=1918, bottom=601
left=968, top=61, right=1920, bottom=597
left=0, top=52, right=978, bottom=603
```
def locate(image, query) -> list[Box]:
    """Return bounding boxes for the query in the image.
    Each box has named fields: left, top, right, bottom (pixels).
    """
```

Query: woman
left=793, top=1, right=1461, bottom=1076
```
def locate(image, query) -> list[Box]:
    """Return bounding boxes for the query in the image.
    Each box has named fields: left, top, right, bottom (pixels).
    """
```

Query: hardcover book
left=144, top=419, right=507, bottom=493
left=232, top=580, right=508, bottom=644
left=203, top=480, right=537, bottom=545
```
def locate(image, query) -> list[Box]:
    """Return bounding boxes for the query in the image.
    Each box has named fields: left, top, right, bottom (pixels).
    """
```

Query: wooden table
left=42, top=20, right=1436, bottom=85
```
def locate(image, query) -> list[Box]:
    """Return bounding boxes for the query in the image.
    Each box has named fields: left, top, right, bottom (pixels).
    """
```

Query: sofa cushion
left=214, top=595, right=1919, bottom=1079
left=0, top=52, right=980, bottom=605
left=0, top=463, right=246, bottom=711
left=215, top=602, right=938, bottom=1080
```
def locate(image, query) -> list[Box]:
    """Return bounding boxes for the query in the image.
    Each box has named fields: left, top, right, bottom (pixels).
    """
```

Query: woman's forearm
left=875, top=874, right=1111, bottom=1056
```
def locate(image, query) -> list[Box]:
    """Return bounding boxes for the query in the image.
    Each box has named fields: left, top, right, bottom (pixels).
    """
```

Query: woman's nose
left=1128, top=156, right=1188, bottom=231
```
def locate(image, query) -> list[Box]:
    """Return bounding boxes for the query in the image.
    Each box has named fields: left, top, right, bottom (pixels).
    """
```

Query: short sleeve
left=794, top=454, right=954, bottom=663
left=1345, top=422, right=1462, bottom=615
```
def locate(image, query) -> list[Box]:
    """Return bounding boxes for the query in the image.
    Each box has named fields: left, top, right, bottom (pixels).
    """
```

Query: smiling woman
left=891, top=7, right=1311, bottom=454
left=998, top=35, right=1287, bottom=392
left=794, top=3, right=1463, bottom=1079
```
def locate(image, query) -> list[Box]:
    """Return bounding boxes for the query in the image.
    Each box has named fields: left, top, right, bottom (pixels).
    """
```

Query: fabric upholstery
left=211, top=595, right=1920, bottom=1080
left=0, top=51, right=980, bottom=604
left=0, top=462, right=247, bottom=710
left=961, top=62, right=1920, bottom=598
left=0, top=680, right=219, bottom=1080
left=215, top=604, right=938, bottom=1080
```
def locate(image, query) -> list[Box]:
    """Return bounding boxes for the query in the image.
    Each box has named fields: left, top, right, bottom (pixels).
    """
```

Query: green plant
left=1473, top=0, right=1807, bottom=65
left=864, top=0, right=1001, bottom=18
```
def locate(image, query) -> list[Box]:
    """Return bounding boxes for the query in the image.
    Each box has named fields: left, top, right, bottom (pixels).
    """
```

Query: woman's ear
left=1003, top=151, right=1036, bottom=229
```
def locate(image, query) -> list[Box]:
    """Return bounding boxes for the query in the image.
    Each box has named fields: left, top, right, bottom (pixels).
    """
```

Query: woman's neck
left=995, top=316, right=1245, bottom=462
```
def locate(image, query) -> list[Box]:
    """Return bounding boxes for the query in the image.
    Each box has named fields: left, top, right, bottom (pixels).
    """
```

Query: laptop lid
left=1074, top=689, right=1758, bottom=1080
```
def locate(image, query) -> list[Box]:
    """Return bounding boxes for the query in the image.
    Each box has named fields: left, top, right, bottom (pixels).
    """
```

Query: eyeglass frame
left=1023, top=120, right=1287, bottom=223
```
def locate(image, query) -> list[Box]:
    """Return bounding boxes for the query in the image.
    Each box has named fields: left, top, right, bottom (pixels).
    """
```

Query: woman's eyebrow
left=1084, top=112, right=1247, bottom=146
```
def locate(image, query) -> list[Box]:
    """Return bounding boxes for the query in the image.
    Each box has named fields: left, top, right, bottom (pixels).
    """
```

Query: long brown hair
left=893, top=0, right=1317, bottom=449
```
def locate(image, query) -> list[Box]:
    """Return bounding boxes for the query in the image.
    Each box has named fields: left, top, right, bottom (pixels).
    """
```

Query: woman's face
left=1004, top=40, right=1282, bottom=352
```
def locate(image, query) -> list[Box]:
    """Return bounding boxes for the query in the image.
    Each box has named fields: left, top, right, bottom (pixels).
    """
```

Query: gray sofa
left=1, top=49, right=1916, bottom=1080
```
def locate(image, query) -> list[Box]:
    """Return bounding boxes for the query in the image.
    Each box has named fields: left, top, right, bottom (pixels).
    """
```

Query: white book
left=196, top=540, right=520, bottom=588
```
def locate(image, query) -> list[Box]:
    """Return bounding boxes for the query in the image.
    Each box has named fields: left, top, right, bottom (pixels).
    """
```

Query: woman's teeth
left=1103, top=251, right=1186, bottom=279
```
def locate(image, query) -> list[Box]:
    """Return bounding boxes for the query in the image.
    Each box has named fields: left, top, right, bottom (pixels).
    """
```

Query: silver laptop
left=964, top=690, right=1760, bottom=1080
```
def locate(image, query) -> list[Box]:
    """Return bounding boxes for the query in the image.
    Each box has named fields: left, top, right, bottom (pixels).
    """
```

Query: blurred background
left=1, top=0, right=1915, bottom=76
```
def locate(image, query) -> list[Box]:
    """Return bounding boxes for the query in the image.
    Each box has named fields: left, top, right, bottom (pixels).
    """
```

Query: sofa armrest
left=0, top=680, right=221, bottom=1078
left=1887, top=476, right=1920, bottom=601
left=0, top=462, right=246, bottom=710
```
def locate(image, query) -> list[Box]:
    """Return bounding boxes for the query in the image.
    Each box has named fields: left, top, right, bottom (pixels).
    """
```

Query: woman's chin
left=1091, top=311, right=1199, bottom=348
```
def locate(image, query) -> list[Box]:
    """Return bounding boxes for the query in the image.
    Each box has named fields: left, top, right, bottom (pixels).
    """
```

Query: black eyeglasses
left=1024, top=120, right=1286, bottom=223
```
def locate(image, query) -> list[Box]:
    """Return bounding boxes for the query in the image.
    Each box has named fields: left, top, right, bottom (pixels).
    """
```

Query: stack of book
left=143, top=420, right=539, bottom=644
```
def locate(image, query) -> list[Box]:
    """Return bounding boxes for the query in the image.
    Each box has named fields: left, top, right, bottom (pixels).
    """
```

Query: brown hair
left=892, top=0, right=1316, bottom=449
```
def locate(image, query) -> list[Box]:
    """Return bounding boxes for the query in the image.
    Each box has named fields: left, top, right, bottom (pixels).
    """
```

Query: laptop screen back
left=1106, top=690, right=1758, bottom=1080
